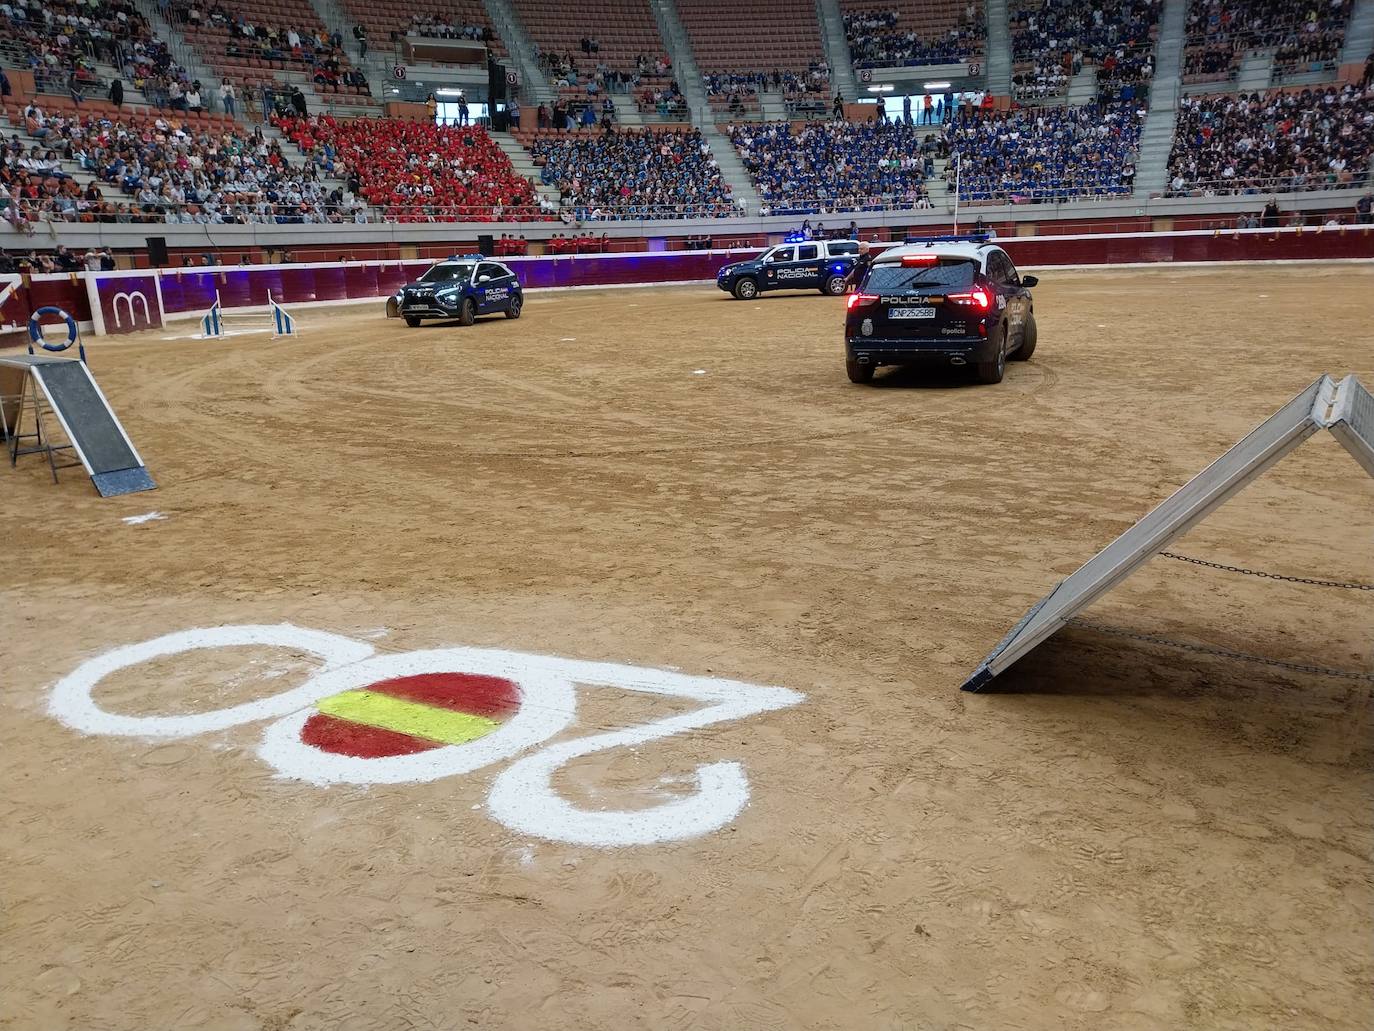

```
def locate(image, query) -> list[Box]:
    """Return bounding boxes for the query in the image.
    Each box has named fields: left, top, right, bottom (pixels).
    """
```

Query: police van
left=389, top=255, right=524, bottom=327
left=716, top=239, right=861, bottom=300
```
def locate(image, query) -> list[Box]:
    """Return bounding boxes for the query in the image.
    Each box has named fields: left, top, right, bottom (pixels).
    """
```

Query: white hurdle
left=199, top=290, right=296, bottom=339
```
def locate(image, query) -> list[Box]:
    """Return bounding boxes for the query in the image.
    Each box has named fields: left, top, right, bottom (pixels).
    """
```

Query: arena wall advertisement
left=2, top=227, right=1370, bottom=337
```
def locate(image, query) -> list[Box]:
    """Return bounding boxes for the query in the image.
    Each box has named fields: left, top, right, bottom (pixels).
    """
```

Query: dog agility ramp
left=0, top=355, right=155, bottom=497
left=962, top=374, right=1372, bottom=692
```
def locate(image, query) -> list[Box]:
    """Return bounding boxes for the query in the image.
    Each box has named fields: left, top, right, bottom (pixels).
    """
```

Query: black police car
left=717, top=239, right=860, bottom=300
left=844, top=236, right=1038, bottom=385
left=393, top=255, right=524, bottom=327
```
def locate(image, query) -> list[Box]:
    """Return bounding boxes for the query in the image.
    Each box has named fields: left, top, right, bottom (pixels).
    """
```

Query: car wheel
left=733, top=277, right=758, bottom=300
left=976, top=328, right=1007, bottom=384
left=1012, top=311, right=1036, bottom=359
left=846, top=357, right=874, bottom=384
left=404, top=314, right=421, bottom=327
left=822, top=274, right=848, bottom=295
left=458, top=298, right=476, bottom=326
left=504, top=295, right=523, bottom=319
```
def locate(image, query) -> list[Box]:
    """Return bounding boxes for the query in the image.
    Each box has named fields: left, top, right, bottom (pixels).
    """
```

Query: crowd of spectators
left=1010, top=0, right=1160, bottom=101
left=537, top=51, right=670, bottom=96
left=492, top=233, right=529, bottom=255
left=1166, top=83, right=1374, bottom=196
left=729, top=119, right=938, bottom=215
left=545, top=231, right=611, bottom=252
left=277, top=114, right=540, bottom=221
left=530, top=128, right=738, bottom=220
left=0, top=244, right=116, bottom=272
left=946, top=101, right=1145, bottom=201
left=1185, top=0, right=1352, bottom=78
left=1, top=104, right=368, bottom=230
left=184, top=4, right=368, bottom=95
left=701, top=67, right=831, bottom=98
left=843, top=7, right=983, bottom=69
left=407, top=15, right=492, bottom=42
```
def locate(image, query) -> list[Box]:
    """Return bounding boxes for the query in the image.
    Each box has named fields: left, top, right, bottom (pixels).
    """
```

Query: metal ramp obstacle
left=0, top=352, right=155, bottom=498
left=963, top=373, right=1374, bottom=692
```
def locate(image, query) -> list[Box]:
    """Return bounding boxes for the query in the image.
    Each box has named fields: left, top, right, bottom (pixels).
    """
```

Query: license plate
left=889, top=306, right=936, bottom=319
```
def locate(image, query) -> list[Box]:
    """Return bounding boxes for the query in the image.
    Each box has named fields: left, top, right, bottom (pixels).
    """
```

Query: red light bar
left=901, top=254, right=940, bottom=266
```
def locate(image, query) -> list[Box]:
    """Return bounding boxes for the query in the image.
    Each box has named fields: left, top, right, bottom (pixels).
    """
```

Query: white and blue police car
left=716, top=238, right=861, bottom=300
left=390, top=255, right=524, bottom=327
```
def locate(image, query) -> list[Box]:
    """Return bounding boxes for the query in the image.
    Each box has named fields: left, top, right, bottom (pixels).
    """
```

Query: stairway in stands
left=1343, top=0, right=1374, bottom=62
left=1133, top=0, right=1187, bottom=197
left=1235, top=50, right=1274, bottom=91
left=647, top=0, right=761, bottom=214
left=480, top=0, right=554, bottom=107
left=983, top=0, right=1012, bottom=95
left=490, top=132, right=561, bottom=208
left=814, top=0, right=857, bottom=102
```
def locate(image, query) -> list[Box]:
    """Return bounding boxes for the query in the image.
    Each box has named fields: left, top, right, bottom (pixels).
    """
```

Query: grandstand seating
left=729, top=119, right=937, bottom=215
left=2, top=101, right=355, bottom=227
left=333, top=0, right=505, bottom=58
left=945, top=101, right=1145, bottom=201
left=1165, top=84, right=1374, bottom=196
left=1183, top=0, right=1354, bottom=83
left=840, top=1, right=985, bottom=69
left=508, top=0, right=664, bottom=73
left=526, top=126, right=738, bottom=219
left=166, top=0, right=373, bottom=101
left=1009, top=0, right=1160, bottom=101
left=676, top=0, right=827, bottom=81
left=276, top=114, right=540, bottom=220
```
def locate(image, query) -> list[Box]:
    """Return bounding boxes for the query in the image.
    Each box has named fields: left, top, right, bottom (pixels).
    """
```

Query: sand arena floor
left=1, top=265, right=1372, bottom=1030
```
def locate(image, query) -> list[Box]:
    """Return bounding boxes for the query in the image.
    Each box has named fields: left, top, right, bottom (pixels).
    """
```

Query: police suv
left=391, top=255, right=524, bottom=327
left=844, top=236, right=1038, bottom=385
left=716, top=239, right=861, bottom=300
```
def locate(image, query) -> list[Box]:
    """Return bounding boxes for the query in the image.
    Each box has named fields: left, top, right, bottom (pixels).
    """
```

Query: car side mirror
left=1021, top=275, right=1038, bottom=288
left=475, top=275, right=489, bottom=283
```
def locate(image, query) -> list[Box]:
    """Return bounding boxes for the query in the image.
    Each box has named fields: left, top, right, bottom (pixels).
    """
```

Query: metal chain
left=1158, top=552, right=1374, bottom=591
left=1066, top=618, right=1374, bottom=682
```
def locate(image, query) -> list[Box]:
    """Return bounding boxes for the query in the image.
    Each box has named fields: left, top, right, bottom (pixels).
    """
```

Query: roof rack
left=901, top=233, right=992, bottom=246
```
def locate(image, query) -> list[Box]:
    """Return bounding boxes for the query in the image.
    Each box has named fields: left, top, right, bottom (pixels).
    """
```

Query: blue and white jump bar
left=200, top=290, right=296, bottom=339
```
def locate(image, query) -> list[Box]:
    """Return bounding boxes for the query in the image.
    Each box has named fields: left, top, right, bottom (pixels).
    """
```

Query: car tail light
left=947, top=289, right=992, bottom=312
left=847, top=292, right=879, bottom=310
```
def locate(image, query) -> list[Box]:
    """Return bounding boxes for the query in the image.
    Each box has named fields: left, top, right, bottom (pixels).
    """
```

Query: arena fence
left=1, top=226, right=1369, bottom=339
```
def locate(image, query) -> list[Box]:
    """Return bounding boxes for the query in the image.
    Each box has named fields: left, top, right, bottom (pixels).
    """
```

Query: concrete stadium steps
left=481, top=0, right=555, bottom=105
left=983, top=0, right=1012, bottom=95
left=306, top=0, right=391, bottom=100
left=647, top=0, right=709, bottom=124
left=1343, top=0, right=1374, bottom=62
left=815, top=0, right=857, bottom=100
left=701, top=124, right=762, bottom=215
left=610, top=95, right=646, bottom=126
left=1134, top=0, right=1187, bottom=197
left=759, top=92, right=787, bottom=121
left=1065, top=65, right=1098, bottom=105
left=1236, top=50, right=1274, bottom=92
left=490, top=132, right=560, bottom=204
left=129, top=0, right=223, bottom=99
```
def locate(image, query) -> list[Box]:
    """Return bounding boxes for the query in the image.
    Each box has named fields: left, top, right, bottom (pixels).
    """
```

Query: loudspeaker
left=477, top=234, right=495, bottom=254
left=146, top=236, right=168, bottom=266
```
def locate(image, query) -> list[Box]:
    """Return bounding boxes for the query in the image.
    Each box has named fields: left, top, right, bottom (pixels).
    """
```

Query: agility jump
left=200, top=290, right=296, bottom=339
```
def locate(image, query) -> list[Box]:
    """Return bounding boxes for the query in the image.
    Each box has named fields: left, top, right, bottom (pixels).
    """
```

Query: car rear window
left=829, top=242, right=859, bottom=255
left=864, top=260, right=976, bottom=292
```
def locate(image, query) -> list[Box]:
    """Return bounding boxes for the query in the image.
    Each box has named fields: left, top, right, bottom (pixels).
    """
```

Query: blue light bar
left=447, top=253, right=486, bottom=260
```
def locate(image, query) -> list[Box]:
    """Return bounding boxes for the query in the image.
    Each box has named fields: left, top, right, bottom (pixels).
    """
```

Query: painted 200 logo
left=47, top=625, right=803, bottom=847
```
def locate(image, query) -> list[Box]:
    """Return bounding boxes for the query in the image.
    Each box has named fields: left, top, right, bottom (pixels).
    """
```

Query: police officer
left=845, top=240, right=874, bottom=291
